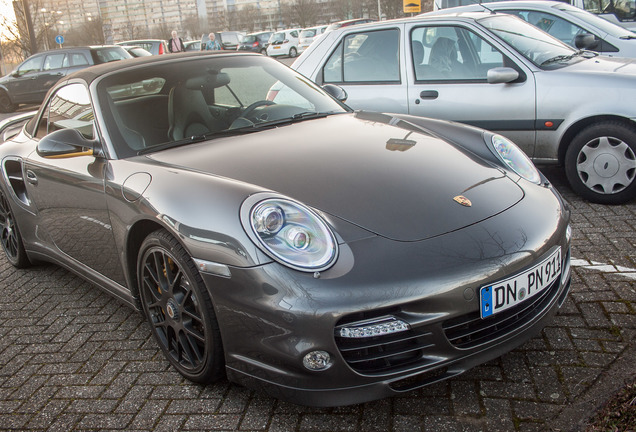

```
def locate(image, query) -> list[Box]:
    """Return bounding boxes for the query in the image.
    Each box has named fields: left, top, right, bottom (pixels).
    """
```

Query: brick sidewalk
left=0, top=166, right=634, bottom=431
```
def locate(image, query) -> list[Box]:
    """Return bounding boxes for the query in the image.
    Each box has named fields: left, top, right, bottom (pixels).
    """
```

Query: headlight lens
left=248, top=198, right=338, bottom=271
left=491, top=134, right=541, bottom=184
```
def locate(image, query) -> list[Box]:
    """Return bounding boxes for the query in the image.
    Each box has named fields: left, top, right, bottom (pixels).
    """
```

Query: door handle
left=419, top=90, right=439, bottom=99
left=26, top=170, right=38, bottom=185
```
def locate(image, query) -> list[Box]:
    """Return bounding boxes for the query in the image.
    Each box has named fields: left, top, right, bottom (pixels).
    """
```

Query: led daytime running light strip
left=337, top=318, right=410, bottom=338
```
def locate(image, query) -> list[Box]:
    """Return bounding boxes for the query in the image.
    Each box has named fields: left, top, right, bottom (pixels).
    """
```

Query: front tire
left=0, top=90, right=18, bottom=113
left=0, top=190, right=30, bottom=268
left=138, top=229, right=224, bottom=383
left=565, top=122, right=636, bottom=204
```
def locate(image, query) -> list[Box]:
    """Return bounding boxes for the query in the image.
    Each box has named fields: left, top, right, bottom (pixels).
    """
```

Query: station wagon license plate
left=480, top=247, right=561, bottom=319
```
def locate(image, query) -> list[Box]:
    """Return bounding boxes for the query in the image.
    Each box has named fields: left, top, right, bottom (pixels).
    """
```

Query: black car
left=237, top=31, right=273, bottom=54
left=0, top=46, right=131, bottom=113
left=0, top=52, right=571, bottom=407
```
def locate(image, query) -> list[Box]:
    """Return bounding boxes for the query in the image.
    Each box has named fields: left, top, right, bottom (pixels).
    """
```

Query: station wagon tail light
left=246, top=197, right=338, bottom=272
left=159, top=44, right=164, bottom=54
left=491, top=134, right=541, bottom=184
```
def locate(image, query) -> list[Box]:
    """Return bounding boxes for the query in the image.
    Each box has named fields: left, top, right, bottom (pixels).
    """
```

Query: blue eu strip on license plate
left=480, top=247, right=561, bottom=319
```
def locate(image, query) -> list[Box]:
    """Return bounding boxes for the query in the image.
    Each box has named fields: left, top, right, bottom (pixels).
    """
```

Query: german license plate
left=480, top=247, right=561, bottom=319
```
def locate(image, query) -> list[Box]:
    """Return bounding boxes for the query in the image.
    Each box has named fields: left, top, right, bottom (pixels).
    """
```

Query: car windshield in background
left=242, top=35, right=257, bottom=43
left=479, top=14, right=579, bottom=68
left=555, top=3, right=636, bottom=38
left=270, top=32, right=285, bottom=43
left=91, top=47, right=132, bottom=63
left=97, top=56, right=347, bottom=158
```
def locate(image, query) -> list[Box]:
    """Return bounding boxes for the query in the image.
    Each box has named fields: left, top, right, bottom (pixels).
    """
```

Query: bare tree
left=149, top=22, right=170, bottom=40
left=63, top=17, right=105, bottom=45
left=181, top=14, right=202, bottom=40
left=237, top=4, right=259, bottom=32
left=284, top=0, right=322, bottom=28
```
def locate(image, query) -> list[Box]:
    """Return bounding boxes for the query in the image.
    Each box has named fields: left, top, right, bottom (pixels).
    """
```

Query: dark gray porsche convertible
left=0, top=52, right=571, bottom=406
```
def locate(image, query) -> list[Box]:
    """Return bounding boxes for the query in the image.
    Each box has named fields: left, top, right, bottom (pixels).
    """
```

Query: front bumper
left=200, top=183, right=571, bottom=406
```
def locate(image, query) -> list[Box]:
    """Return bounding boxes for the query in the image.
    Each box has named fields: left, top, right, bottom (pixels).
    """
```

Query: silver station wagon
left=292, top=12, right=636, bottom=204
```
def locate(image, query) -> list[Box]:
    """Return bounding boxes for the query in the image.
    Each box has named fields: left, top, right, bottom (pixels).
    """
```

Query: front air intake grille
left=335, top=327, right=436, bottom=374
left=443, top=277, right=561, bottom=349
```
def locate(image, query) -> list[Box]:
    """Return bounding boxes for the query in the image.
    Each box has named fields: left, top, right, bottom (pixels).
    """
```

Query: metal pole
left=378, top=0, right=382, bottom=20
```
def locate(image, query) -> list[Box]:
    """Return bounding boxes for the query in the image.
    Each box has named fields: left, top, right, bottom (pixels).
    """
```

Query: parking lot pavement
left=0, top=165, right=634, bottom=432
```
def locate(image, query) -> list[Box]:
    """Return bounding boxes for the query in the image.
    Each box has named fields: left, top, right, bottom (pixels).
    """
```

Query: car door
left=31, top=52, right=70, bottom=103
left=406, top=21, right=538, bottom=156
left=23, top=82, right=126, bottom=285
left=7, top=55, right=44, bottom=104
left=319, top=26, right=409, bottom=114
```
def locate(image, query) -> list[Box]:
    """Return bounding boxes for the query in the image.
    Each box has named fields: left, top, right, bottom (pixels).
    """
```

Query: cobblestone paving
left=0, top=166, right=634, bottom=432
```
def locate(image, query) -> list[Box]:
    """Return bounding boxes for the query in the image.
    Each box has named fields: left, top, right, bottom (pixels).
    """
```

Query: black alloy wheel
left=0, top=191, right=30, bottom=268
left=138, top=229, right=224, bottom=382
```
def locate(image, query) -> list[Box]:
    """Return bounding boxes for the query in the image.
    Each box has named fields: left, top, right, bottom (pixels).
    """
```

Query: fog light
left=303, top=351, right=332, bottom=371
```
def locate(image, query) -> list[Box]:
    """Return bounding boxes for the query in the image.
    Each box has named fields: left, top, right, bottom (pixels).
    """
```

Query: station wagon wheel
left=289, top=47, right=297, bottom=58
left=565, top=121, right=636, bottom=205
left=0, top=190, right=30, bottom=268
left=138, top=229, right=224, bottom=383
left=0, top=90, right=18, bottom=114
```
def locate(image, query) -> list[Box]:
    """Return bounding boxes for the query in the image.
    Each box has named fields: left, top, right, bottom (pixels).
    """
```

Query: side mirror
left=575, top=33, right=598, bottom=50
left=487, top=67, right=520, bottom=84
left=322, top=84, right=348, bottom=102
left=37, top=128, right=101, bottom=159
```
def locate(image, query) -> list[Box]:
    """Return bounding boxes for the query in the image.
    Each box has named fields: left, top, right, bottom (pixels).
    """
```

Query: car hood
left=147, top=114, right=524, bottom=241
left=562, top=55, right=636, bottom=75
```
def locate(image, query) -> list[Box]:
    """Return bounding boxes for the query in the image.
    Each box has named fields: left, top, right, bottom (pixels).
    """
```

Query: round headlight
left=247, top=197, right=338, bottom=271
left=492, top=134, right=541, bottom=184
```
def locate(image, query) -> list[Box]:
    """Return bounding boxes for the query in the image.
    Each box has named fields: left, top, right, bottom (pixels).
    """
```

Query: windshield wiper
left=136, top=128, right=260, bottom=155
left=540, top=50, right=589, bottom=66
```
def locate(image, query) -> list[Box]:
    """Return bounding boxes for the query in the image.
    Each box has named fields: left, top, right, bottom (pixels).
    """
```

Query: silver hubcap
left=576, top=136, right=636, bottom=194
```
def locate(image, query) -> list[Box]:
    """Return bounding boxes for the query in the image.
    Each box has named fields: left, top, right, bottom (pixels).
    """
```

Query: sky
left=1, top=0, right=16, bottom=39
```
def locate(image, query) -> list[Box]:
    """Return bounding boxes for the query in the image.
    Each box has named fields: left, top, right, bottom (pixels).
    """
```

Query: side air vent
left=3, top=159, right=30, bottom=205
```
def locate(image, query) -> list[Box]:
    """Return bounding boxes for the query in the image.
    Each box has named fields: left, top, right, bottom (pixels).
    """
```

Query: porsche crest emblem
left=453, top=195, right=472, bottom=207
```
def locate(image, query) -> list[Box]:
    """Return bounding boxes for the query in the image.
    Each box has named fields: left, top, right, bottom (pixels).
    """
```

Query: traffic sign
left=404, top=0, right=421, bottom=13
left=55, top=35, right=64, bottom=46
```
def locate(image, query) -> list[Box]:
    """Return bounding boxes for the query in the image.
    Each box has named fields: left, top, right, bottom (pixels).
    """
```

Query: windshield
left=553, top=3, right=636, bottom=38
left=479, top=14, right=578, bottom=68
left=97, top=55, right=348, bottom=158
left=301, top=29, right=317, bottom=38
left=241, top=35, right=257, bottom=43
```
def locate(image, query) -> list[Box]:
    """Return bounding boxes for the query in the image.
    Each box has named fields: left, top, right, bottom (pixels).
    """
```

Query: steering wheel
left=241, top=100, right=276, bottom=121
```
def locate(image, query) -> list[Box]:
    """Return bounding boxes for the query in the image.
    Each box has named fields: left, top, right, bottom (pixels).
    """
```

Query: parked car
left=299, top=25, right=328, bottom=53
left=426, top=1, right=636, bottom=57
left=324, top=18, right=375, bottom=33
left=0, top=46, right=131, bottom=113
left=184, top=40, right=201, bottom=51
left=200, top=31, right=245, bottom=50
left=292, top=13, right=636, bottom=204
left=237, top=31, right=273, bottom=54
left=0, top=51, right=571, bottom=406
left=267, top=28, right=301, bottom=57
left=122, top=45, right=153, bottom=57
left=116, top=39, right=169, bottom=55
